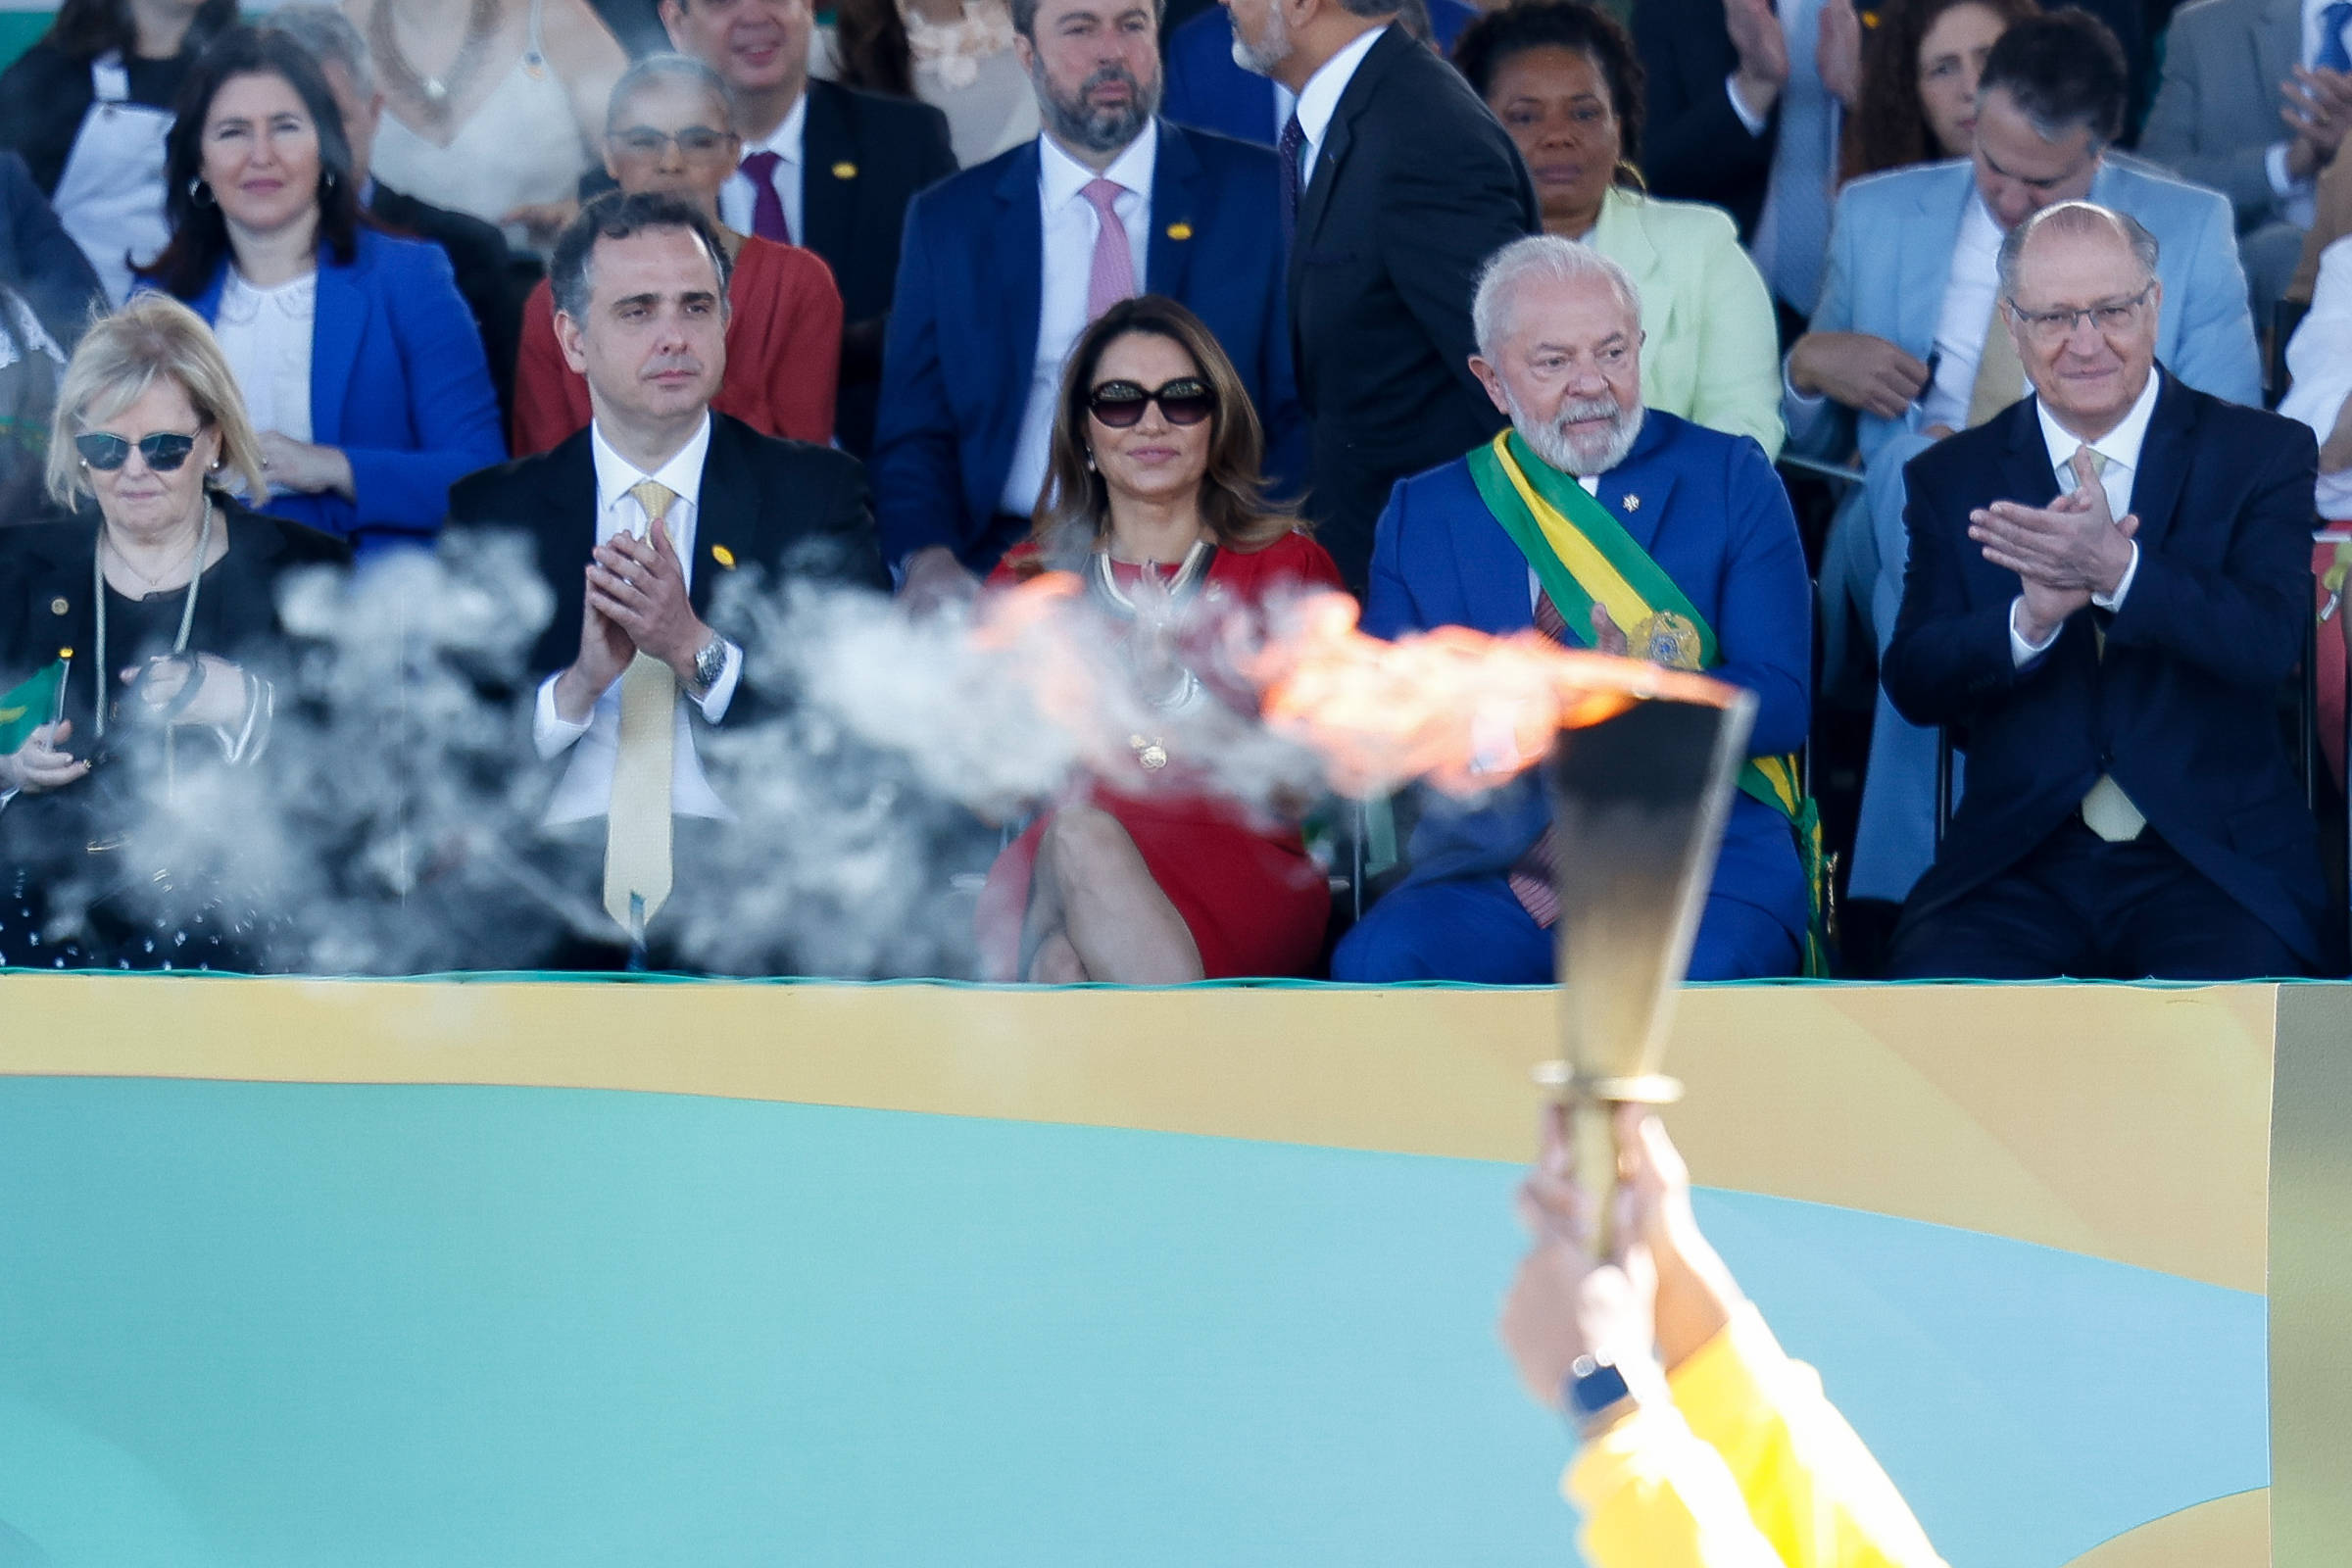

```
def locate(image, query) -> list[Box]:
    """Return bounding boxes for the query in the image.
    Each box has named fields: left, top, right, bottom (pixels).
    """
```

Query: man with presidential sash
left=1331, top=236, right=1821, bottom=983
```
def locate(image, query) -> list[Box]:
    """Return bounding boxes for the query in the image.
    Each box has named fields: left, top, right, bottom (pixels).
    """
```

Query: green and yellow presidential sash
left=1466, top=430, right=1832, bottom=976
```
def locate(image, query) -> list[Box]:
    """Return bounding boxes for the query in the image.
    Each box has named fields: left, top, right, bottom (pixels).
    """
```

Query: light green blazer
left=1589, top=186, right=1786, bottom=460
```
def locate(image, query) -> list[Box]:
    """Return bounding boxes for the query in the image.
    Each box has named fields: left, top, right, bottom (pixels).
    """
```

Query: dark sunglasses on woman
left=1087, top=377, right=1216, bottom=428
left=75, top=431, right=199, bottom=472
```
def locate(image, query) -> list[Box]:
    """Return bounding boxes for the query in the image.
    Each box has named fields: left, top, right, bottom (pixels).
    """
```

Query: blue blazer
left=1365, top=413, right=1813, bottom=943
left=1885, top=372, right=2331, bottom=967
left=183, top=228, right=504, bottom=549
left=1160, top=0, right=1481, bottom=147
left=1786, top=156, right=2262, bottom=470
left=873, top=120, right=1304, bottom=573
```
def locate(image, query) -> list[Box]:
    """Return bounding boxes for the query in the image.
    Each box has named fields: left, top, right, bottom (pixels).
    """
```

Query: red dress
left=977, top=530, right=1347, bottom=980
left=510, top=235, right=844, bottom=453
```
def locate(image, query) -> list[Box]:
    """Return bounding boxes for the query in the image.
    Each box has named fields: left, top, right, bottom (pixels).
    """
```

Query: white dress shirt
left=214, top=268, right=317, bottom=451
left=2008, top=370, right=2159, bottom=663
left=997, top=123, right=1158, bottom=516
left=721, top=92, right=809, bottom=244
left=532, top=416, right=745, bottom=826
left=2280, top=232, right=2352, bottom=514
left=1291, top=24, right=1386, bottom=188
left=1271, top=81, right=1298, bottom=143
left=2262, top=0, right=2352, bottom=224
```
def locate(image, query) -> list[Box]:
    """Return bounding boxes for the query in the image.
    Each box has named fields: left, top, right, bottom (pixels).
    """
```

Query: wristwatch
left=1564, top=1354, right=1637, bottom=1436
left=689, top=631, right=730, bottom=699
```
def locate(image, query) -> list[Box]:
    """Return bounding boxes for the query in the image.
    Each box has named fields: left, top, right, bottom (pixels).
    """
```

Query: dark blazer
left=445, top=413, right=886, bottom=723
left=1289, top=24, right=1539, bottom=592
left=368, top=181, right=522, bottom=430
left=1884, top=371, right=2328, bottom=965
left=1365, top=413, right=1813, bottom=945
left=176, top=228, right=505, bottom=552
left=1632, top=0, right=1773, bottom=239
left=1160, top=0, right=1480, bottom=148
left=873, top=120, right=1304, bottom=574
left=0, top=501, right=348, bottom=758
left=0, top=149, right=100, bottom=349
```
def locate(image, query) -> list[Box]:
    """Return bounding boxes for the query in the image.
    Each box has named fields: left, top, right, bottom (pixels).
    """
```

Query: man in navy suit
left=1159, top=0, right=1475, bottom=148
left=875, top=0, right=1301, bottom=605
left=1331, top=237, right=1814, bottom=983
left=1884, top=201, right=2334, bottom=979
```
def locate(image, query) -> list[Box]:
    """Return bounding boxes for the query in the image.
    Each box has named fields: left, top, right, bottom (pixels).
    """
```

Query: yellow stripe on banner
left=0, top=975, right=2286, bottom=1293
left=1492, top=436, right=1654, bottom=633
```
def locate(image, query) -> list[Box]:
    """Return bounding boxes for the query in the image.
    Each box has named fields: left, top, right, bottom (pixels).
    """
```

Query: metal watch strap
left=690, top=632, right=728, bottom=698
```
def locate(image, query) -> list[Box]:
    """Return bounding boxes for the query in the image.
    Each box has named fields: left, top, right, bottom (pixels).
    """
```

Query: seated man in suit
left=1883, top=201, right=2331, bottom=980
left=1158, top=0, right=1472, bottom=148
left=447, top=192, right=885, bottom=969
left=1332, top=236, right=1813, bottom=984
left=660, top=0, right=957, bottom=457
left=874, top=0, right=1304, bottom=604
left=1787, top=10, right=2262, bottom=908
left=1225, top=0, right=1538, bottom=591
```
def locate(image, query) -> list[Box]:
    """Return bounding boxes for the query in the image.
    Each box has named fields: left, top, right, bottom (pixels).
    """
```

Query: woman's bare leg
left=1033, top=805, right=1203, bottom=983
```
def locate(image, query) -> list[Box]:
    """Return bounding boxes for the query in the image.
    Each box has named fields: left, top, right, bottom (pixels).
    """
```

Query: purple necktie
left=1278, top=113, right=1305, bottom=249
left=739, top=149, right=792, bottom=244
left=1081, top=177, right=1137, bottom=320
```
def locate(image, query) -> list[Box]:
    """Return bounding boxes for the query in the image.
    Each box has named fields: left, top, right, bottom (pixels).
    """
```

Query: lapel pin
left=1165, top=220, right=1194, bottom=241
left=711, top=544, right=737, bottom=569
left=832, top=161, right=858, bottom=180
left=50, top=597, right=69, bottom=615
left=1622, top=494, right=1640, bottom=512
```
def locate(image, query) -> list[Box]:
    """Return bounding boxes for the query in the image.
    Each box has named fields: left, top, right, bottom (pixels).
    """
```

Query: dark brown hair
left=1451, top=0, right=1645, bottom=180
left=1840, top=0, right=2038, bottom=183
left=1030, top=295, right=1294, bottom=566
left=832, top=0, right=916, bottom=98
left=44, top=0, right=236, bottom=62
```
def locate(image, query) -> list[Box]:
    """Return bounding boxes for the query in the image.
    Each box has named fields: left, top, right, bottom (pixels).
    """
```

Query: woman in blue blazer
left=143, top=27, right=502, bottom=555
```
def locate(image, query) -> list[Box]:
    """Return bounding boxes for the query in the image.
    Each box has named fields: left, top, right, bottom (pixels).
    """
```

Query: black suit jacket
left=1288, top=24, right=1538, bottom=591
left=1883, top=372, right=2328, bottom=965
left=445, top=413, right=886, bottom=728
left=369, top=182, right=523, bottom=429
left=1632, top=0, right=1771, bottom=238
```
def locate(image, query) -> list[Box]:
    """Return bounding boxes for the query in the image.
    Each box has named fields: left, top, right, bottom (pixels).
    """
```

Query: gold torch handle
left=1570, top=1094, right=1622, bottom=1261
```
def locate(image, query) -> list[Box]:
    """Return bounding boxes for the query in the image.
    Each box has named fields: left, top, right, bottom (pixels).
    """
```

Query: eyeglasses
left=610, top=126, right=737, bottom=158
left=2005, top=284, right=2155, bottom=345
left=1086, top=377, right=1215, bottom=428
left=75, top=431, right=200, bottom=471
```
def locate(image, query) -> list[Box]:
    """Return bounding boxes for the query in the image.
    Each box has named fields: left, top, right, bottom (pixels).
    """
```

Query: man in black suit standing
left=1884, top=200, right=2334, bottom=980
left=448, top=193, right=884, bottom=968
left=661, top=0, right=959, bottom=457
left=1224, top=0, right=1536, bottom=591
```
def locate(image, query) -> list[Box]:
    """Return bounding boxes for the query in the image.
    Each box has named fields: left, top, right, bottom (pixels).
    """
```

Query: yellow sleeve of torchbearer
left=1563, top=1403, right=1787, bottom=1568
left=1664, top=1305, right=1950, bottom=1568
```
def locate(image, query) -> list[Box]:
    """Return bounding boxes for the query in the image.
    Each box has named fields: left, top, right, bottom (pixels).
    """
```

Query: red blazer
left=511, top=234, right=844, bottom=453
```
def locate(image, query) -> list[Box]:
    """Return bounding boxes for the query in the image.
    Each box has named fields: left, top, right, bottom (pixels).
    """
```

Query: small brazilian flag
left=0, top=660, right=66, bottom=754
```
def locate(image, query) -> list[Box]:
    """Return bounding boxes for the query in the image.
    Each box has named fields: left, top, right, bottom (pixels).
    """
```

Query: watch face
left=1569, top=1358, right=1632, bottom=1417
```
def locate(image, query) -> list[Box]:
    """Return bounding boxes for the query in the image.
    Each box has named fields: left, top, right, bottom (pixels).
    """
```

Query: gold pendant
left=1626, top=611, right=1703, bottom=671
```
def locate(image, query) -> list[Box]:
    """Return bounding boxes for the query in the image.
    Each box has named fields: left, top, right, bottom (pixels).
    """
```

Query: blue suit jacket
left=873, top=121, right=1304, bottom=573
left=183, top=228, right=504, bottom=549
left=1885, top=372, right=2331, bottom=966
left=1787, top=156, right=2262, bottom=469
left=1365, top=413, right=1813, bottom=942
left=1160, top=0, right=1480, bottom=147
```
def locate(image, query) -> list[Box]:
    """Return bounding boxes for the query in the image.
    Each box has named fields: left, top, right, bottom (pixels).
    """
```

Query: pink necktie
left=1081, top=177, right=1136, bottom=320
left=740, top=150, right=792, bottom=244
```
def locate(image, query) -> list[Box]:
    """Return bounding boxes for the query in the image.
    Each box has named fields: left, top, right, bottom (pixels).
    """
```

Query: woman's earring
left=321, top=169, right=338, bottom=192
left=188, top=178, right=214, bottom=208
left=1085, top=449, right=1098, bottom=471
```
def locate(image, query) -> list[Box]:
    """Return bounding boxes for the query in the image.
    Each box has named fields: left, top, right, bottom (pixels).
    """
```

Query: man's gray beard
left=1034, top=61, right=1160, bottom=155
left=1506, top=387, right=1645, bottom=477
left=1230, top=5, right=1289, bottom=75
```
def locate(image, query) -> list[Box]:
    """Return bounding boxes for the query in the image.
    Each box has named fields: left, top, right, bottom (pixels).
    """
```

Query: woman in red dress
left=980, top=296, right=1345, bottom=983
left=510, top=53, right=842, bottom=453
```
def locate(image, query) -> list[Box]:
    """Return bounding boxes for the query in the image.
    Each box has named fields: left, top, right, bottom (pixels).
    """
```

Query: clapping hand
left=1818, top=0, right=1863, bottom=109
left=1968, top=447, right=2138, bottom=645
left=2283, top=66, right=2352, bottom=177
left=1724, top=0, right=1789, bottom=119
left=588, top=518, right=714, bottom=681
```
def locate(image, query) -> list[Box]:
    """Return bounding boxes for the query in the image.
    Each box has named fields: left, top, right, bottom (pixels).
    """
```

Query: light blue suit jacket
left=1785, top=155, right=2263, bottom=467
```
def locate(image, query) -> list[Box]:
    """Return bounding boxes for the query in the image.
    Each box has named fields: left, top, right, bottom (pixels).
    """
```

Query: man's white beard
left=1231, top=5, right=1290, bottom=76
left=1504, top=386, right=1645, bottom=476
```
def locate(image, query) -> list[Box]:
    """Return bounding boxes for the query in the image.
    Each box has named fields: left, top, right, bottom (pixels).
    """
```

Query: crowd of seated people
left=0, top=0, right=2341, bottom=983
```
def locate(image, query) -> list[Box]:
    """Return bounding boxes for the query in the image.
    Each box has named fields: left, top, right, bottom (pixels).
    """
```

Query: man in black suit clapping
left=448, top=193, right=884, bottom=969
left=1884, top=200, right=2336, bottom=980
left=1225, top=0, right=1537, bottom=590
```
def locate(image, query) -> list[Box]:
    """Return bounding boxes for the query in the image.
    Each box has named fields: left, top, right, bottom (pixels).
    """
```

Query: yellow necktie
left=1967, top=295, right=2027, bottom=428
left=2069, top=446, right=2146, bottom=843
left=603, top=479, right=679, bottom=937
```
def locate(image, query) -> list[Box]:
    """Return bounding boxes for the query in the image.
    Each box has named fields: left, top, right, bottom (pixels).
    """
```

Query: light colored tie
left=1081, top=177, right=1137, bottom=320
left=603, top=478, right=680, bottom=936
left=1753, top=0, right=1834, bottom=313
left=1967, top=295, right=2027, bottom=428
left=2067, top=446, right=2146, bottom=843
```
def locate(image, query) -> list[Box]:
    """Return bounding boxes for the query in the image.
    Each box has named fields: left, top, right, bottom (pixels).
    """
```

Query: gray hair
left=260, top=4, right=374, bottom=99
left=606, top=52, right=736, bottom=137
left=1995, top=200, right=2159, bottom=301
left=46, top=293, right=270, bottom=507
left=1471, top=234, right=1642, bottom=360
